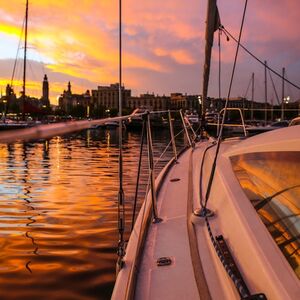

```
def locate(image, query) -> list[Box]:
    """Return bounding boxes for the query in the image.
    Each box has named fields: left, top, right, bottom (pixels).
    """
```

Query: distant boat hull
left=0, top=122, right=30, bottom=131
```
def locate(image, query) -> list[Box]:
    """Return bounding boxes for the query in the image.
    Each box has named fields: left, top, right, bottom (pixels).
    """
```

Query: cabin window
left=231, top=152, right=300, bottom=279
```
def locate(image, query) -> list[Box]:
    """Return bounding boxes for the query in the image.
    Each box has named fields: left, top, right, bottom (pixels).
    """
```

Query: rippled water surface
left=0, top=128, right=185, bottom=300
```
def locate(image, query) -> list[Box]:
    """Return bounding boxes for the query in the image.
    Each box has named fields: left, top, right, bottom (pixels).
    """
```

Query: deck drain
left=170, top=178, right=180, bottom=182
left=157, top=257, right=172, bottom=266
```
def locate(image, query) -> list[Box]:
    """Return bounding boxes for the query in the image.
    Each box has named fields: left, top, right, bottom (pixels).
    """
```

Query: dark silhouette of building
left=58, top=82, right=91, bottom=116
left=1, top=84, right=18, bottom=113
left=41, top=74, right=50, bottom=107
left=67, top=81, right=71, bottom=94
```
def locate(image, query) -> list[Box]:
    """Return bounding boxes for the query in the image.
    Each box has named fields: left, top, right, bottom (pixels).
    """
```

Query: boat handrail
left=180, top=109, right=194, bottom=147
left=217, top=107, right=247, bottom=137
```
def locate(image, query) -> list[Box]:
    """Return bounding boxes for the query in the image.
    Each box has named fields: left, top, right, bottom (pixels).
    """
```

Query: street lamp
left=284, top=96, right=290, bottom=104
left=198, top=95, right=202, bottom=105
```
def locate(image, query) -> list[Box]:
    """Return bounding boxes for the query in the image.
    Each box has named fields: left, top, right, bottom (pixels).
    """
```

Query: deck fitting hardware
left=242, top=293, right=267, bottom=300
left=193, top=207, right=215, bottom=218
left=153, top=217, right=163, bottom=224
left=170, top=178, right=180, bottom=182
left=157, top=257, right=172, bottom=266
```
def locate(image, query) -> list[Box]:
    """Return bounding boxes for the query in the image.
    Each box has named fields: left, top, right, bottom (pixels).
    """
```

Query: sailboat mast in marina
left=202, top=0, right=218, bottom=119
left=22, top=0, right=29, bottom=120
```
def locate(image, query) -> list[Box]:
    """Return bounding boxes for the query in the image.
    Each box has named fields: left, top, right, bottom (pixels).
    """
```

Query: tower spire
left=42, top=74, right=50, bottom=107
left=68, top=81, right=72, bottom=94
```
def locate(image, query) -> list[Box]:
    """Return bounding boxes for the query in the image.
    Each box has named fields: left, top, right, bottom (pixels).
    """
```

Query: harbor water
left=0, top=128, right=185, bottom=300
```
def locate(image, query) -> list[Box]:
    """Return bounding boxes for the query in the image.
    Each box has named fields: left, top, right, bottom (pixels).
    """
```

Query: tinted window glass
left=231, top=152, right=300, bottom=279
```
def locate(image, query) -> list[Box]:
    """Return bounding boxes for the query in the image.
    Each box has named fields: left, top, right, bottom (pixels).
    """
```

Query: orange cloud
left=154, top=48, right=196, bottom=65
left=0, top=0, right=299, bottom=104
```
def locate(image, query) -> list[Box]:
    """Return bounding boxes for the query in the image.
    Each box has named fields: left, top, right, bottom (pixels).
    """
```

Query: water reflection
left=22, top=143, right=41, bottom=274
left=0, top=128, right=184, bottom=299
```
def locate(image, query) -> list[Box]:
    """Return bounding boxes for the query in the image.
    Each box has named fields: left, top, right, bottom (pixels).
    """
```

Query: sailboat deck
left=134, top=139, right=255, bottom=300
left=114, top=128, right=300, bottom=300
left=135, top=148, right=201, bottom=299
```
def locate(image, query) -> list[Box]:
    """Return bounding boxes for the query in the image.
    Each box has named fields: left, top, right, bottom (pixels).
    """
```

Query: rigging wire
left=218, top=29, right=222, bottom=100
left=204, top=0, right=248, bottom=209
left=117, top=0, right=126, bottom=270
left=28, top=60, right=37, bottom=82
left=154, top=128, right=184, bottom=167
left=199, top=142, right=217, bottom=208
left=11, top=17, right=26, bottom=87
left=243, top=75, right=252, bottom=99
left=220, top=26, right=300, bottom=91
left=131, top=120, right=146, bottom=232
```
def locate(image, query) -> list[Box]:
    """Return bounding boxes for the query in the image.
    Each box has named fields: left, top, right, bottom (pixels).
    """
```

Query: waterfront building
left=170, top=93, right=200, bottom=111
left=91, top=83, right=131, bottom=111
left=279, top=99, right=300, bottom=119
left=0, top=84, right=18, bottom=113
left=0, top=76, right=52, bottom=115
left=207, top=97, right=267, bottom=112
left=58, top=82, right=91, bottom=116
left=127, top=93, right=170, bottom=111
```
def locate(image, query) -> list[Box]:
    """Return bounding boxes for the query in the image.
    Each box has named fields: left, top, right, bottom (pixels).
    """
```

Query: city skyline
left=0, top=0, right=299, bottom=104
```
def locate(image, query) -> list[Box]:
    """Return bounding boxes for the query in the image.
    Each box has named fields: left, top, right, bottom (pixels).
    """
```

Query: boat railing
left=216, top=107, right=247, bottom=137
left=129, top=108, right=196, bottom=227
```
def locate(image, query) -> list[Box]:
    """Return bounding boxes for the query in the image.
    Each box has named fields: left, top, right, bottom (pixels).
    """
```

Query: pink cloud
left=0, top=0, right=299, bottom=103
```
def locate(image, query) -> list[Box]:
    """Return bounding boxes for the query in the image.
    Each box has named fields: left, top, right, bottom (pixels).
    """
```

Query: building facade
left=170, top=93, right=200, bottom=111
left=91, top=83, right=131, bottom=111
left=127, top=93, right=170, bottom=111
left=207, top=97, right=267, bottom=112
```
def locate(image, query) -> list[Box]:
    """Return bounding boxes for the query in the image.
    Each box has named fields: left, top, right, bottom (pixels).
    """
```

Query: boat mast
left=281, top=67, right=285, bottom=120
left=202, top=0, right=218, bottom=119
left=22, top=0, right=29, bottom=120
left=264, top=60, right=267, bottom=125
left=251, top=72, right=254, bottom=121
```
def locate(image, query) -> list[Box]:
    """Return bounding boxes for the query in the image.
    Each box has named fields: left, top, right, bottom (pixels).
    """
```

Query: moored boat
left=112, top=125, right=300, bottom=300
left=111, top=0, right=300, bottom=299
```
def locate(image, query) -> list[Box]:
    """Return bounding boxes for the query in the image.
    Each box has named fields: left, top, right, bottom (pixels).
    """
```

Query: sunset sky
left=0, top=0, right=299, bottom=104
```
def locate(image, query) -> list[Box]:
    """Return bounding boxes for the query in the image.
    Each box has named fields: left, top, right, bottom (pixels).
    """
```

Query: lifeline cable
left=131, top=119, right=146, bottom=232
left=11, top=17, right=25, bottom=87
